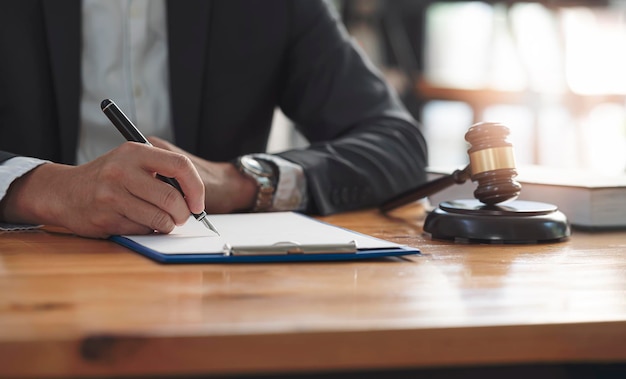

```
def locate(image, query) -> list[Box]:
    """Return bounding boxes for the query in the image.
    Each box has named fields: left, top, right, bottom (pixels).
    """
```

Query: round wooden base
left=424, top=199, right=570, bottom=244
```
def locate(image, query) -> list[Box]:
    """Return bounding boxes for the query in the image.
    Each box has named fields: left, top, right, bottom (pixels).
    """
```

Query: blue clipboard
left=109, top=212, right=420, bottom=264
left=110, top=235, right=420, bottom=263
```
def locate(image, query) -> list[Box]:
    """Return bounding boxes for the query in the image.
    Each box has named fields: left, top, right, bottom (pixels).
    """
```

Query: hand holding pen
left=101, top=98, right=219, bottom=235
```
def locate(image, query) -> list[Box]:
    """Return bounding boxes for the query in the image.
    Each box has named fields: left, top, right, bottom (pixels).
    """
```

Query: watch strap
left=236, top=155, right=278, bottom=212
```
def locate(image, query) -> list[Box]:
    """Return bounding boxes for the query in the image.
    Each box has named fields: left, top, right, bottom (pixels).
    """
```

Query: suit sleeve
left=276, top=0, right=428, bottom=215
left=0, top=152, right=17, bottom=164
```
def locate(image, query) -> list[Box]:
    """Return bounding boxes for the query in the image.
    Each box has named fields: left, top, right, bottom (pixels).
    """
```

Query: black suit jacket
left=0, top=0, right=427, bottom=215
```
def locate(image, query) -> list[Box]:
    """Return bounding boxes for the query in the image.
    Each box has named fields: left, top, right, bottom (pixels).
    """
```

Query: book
left=426, top=165, right=626, bottom=230
left=111, top=212, right=420, bottom=263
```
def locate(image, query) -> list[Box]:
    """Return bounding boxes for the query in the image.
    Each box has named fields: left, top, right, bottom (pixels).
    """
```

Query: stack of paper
left=112, top=212, right=420, bottom=263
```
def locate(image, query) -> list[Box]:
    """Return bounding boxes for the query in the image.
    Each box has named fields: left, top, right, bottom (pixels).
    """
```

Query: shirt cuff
left=249, top=153, right=308, bottom=212
left=0, top=156, right=49, bottom=230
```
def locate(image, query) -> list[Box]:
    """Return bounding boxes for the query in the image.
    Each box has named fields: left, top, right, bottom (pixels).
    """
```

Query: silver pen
left=101, top=98, right=220, bottom=235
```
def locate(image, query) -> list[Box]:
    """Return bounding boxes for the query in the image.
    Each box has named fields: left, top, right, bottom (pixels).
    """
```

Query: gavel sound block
left=381, top=122, right=570, bottom=243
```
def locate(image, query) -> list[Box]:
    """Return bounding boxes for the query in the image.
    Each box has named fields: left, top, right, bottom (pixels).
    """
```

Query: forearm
left=0, top=162, right=61, bottom=225
left=279, top=119, right=427, bottom=215
left=0, top=157, right=50, bottom=225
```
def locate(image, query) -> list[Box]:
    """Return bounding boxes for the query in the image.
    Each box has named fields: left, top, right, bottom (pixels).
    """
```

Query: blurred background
left=269, top=0, right=626, bottom=176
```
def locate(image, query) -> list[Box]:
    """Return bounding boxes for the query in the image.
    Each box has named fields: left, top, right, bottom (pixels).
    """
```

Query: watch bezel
left=239, top=156, right=274, bottom=178
left=237, top=155, right=278, bottom=212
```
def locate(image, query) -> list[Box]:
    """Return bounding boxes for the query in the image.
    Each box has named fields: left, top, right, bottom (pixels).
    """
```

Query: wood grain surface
left=1, top=204, right=625, bottom=378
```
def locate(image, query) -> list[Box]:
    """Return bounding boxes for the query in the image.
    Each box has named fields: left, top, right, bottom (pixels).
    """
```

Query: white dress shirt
left=0, top=0, right=307, bottom=229
left=77, top=0, right=173, bottom=164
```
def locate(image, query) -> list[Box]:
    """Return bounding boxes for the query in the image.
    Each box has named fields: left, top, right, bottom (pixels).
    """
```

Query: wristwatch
left=235, top=155, right=278, bottom=212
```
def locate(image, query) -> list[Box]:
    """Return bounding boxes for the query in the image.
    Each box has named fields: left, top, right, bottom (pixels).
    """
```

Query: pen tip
left=200, top=216, right=220, bottom=236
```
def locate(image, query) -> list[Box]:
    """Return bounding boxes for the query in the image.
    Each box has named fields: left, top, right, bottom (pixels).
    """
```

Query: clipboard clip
left=223, top=240, right=358, bottom=256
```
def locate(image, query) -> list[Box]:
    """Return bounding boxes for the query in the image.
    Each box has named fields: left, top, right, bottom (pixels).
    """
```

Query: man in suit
left=0, top=0, right=427, bottom=238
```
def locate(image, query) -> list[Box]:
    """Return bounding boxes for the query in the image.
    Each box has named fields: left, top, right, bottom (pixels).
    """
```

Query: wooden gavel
left=381, top=122, right=522, bottom=212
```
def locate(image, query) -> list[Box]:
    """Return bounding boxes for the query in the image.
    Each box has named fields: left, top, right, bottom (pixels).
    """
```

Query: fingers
left=87, top=166, right=179, bottom=233
left=128, top=143, right=206, bottom=215
left=87, top=182, right=184, bottom=236
left=142, top=137, right=206, bottom=213
left=87, top=142, right=205, bottom=234
left=115, top=191, right=181, bottom=234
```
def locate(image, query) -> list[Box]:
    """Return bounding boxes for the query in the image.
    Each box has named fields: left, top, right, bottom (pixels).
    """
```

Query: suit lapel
left=42, top=0, right=81, bottom=164
left=167, top=0, right=213, bottom=153
left=40, top=1, right=210, bottom=160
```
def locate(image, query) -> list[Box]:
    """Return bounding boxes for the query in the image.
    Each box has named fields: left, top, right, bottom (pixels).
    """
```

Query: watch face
left=241, top=156, right=273, bottom=177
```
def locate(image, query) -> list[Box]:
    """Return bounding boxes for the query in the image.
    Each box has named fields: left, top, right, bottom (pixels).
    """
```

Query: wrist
left=222, top=162, right=258, bottom=212
left=0, top=163, right=58, bottom=225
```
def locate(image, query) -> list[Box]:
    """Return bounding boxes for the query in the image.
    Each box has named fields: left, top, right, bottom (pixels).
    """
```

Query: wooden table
left=1, top=205, right=625, bottom=378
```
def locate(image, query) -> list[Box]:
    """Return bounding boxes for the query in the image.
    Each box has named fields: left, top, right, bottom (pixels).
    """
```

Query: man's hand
left=0, top=142, right=206, bottom=238
left=147, top=136, right=257, bottom=214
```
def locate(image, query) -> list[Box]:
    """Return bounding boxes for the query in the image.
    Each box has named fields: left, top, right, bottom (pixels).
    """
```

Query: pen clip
left=222, top=240, right=358, bottom=256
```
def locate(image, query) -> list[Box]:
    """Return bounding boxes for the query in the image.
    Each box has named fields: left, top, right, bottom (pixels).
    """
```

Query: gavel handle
left=380, top=165, right=471, bottom=212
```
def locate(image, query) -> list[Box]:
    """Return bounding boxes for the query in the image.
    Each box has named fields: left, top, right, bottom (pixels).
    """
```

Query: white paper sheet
left=123, top=212, right=403, bottom=255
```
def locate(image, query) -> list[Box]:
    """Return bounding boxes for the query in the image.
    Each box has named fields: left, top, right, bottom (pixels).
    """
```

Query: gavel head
left=465, top=122, right=522, bottom=205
